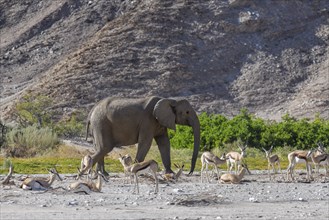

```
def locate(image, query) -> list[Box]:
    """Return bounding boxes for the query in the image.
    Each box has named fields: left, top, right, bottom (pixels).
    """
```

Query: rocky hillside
left=1, top=0, right=328, bottom=121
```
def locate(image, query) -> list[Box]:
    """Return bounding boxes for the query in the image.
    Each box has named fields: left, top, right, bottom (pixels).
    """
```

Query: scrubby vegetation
left=1, top=94, right=328, bottom=174
left=14, top=94, right=85, bottom=138
left=1, top=94, right=85, bottom=157
left=5, top=125, right=59, bottom=157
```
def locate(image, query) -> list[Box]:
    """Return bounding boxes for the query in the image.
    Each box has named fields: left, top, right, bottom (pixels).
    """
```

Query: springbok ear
left=153, top=98, right=177, bottom=131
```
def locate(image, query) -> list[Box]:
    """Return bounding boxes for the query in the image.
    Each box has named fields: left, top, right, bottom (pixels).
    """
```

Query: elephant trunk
left=189, top=115, right=200, bottom=175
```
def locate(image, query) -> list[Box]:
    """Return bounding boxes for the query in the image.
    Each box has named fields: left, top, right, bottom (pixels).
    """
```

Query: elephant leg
left=91, top=151, right=108, bottom=177
left=135, top=137, right=153, bottom=163
left=92, top=132, right=113, bottom=176
left=155, top=134, right=173, bottom=174
left=96, top=157, right=109, bottom=176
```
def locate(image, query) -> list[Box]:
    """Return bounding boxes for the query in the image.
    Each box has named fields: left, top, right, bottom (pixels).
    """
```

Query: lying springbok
left=20, top=168, right=62, bottom=190
left=200, top=151, right=226, bottom=183
left=226, top=144, right=247, bottom=174
left=1, top=162, right=15, bottom=186
left=77, top=155, right=93, bottom=180
left=262, top=146, right=281, bottom=180
left=68, top=171, right=108, bottom=194
left=119, top=154, right=159, bottom=194
left=219, top=166, right=247, bottom=184
left=286, top=149, right=314, bottom=182
left=162, top=163, right=185, bottom=183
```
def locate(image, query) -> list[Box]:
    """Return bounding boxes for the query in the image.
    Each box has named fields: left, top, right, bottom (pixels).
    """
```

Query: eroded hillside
left=1, top=0, right=328, bottom=121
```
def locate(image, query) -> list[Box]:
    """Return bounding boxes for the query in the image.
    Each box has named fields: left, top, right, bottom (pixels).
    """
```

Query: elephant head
left=153, top=98, right=200, bottom=175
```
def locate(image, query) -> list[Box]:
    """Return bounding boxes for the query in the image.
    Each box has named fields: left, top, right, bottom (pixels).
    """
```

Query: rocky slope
left=1, top=0, right=328, bottom=121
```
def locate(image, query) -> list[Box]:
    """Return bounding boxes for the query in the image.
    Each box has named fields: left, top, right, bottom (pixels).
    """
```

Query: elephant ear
left=153, top=99, right=177, bottom=131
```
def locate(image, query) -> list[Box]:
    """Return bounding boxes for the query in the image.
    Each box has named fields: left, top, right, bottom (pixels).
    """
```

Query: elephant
left=85, top=96, right=200, bottom=176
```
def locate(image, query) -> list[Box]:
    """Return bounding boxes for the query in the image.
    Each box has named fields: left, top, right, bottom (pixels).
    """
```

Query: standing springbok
left=76, top=155, right=93, bottom=180
left=69, top=171, right=108, bottom=194
left=20, top=168, right=62, bottom=190
left=315, top=142, right=326, bottom=156
left=200, top=151, right=226, bottom=183
left=219, top=166, right=248, bottom=184
left=308, top=148, right=328, bottom=178
left=262, top=146, right=281, bottom=180
left=226, top=144, right=247, bottom=174
left=286, top=149, right=314, bottom=182
left=119, top=154, right=159, bottom=194
left=1, top=162, right=15, bottom=186
left=118, top=154, right=134, bottom=184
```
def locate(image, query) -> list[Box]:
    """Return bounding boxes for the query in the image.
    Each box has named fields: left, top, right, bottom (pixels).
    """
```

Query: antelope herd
left=1, top=143, right=328, bottom=195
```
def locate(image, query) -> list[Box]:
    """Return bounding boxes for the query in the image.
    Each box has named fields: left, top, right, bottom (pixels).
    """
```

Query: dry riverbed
left=1, top=171, right=328, bottom=220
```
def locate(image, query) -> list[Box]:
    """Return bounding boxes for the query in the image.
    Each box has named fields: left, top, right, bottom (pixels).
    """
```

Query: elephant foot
left=96, top=168, right=109, bottom=177
left=102, top=170, right=110, bottom=177
left=94, top=167, right=110, bottom=178
left=165, top=168, right=174, bottom=174
left=91, top=170, right=109, bottom=179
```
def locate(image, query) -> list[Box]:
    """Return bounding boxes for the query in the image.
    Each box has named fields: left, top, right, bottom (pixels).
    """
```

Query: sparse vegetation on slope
left=0, top=0, right=328, bottom=122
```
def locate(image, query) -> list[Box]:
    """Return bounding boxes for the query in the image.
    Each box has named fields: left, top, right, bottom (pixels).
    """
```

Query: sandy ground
left=1, top=170, right=329, bottom=220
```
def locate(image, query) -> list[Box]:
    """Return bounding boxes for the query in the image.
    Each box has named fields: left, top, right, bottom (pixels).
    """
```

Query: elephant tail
left=85, top=120, right=90, bottom=141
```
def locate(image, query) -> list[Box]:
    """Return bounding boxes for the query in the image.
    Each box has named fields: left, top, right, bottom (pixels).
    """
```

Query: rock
left=68, top=200, right=78, bottom=206
left=173, top=188, right=183, bottom=193
left=249, top=197, right=259, bottom=203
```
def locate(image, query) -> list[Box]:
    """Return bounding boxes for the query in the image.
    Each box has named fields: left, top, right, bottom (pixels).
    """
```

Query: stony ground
left=1, top=170, right=328, bottom=220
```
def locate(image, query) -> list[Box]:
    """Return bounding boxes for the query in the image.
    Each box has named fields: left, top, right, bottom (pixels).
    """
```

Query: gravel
left=1, top=170, right=328, bottom=219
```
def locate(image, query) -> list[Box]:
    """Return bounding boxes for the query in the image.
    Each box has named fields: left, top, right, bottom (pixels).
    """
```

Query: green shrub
left=4, top=125, right=59, bottom=157
left=0, top=120, right=8, bottom=147
left=14, top=93, right=86, bottom=138
left=14, top=94, right=53, bottom=128
left=169, top=110, right=329, bottom=152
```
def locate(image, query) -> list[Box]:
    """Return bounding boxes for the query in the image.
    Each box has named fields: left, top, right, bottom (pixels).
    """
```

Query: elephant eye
left=186, top=111, right=189, bottom=114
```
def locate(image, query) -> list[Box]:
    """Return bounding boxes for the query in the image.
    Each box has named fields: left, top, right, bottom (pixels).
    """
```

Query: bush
left=13, top=94, right=85, bottom=138
left=169, top=110, right=329, bottom=151
left=4, top=125, right=59, bottom=157
left=0, top=120, right=8, bottom=147
left=14, top=94, right=53, bottom=128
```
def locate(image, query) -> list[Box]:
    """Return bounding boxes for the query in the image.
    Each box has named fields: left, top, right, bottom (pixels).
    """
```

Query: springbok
left=20, top=168, right=62, bottom=190
left=76, top=155, right=93, bottom=180
left=162, top=163, right=185, bottom=183
left=200, top=151, right=226, bottom=183
left=118, top=154, right=134, bottom=184
left=286, top=149, right=313, bottom=182
left=69, top=171, right=108, bottom=194
left=308, top=148, right=328, bottom=178
left=262, top=146, right=281, bottom=180
left=226, top=144, right=247, bottom=174
left=315, top=142, right=326, bottom=156
left=119, top=155, right=159, bottom=194
left=1, top=162, right=15, bottom=186
left=219, top=166, right=248, bottom=184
